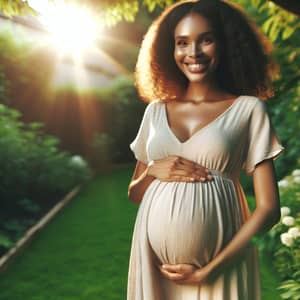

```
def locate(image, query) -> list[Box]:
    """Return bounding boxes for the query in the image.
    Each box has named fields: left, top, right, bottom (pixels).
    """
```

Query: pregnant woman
left=127, top=0, right=285, bottom=299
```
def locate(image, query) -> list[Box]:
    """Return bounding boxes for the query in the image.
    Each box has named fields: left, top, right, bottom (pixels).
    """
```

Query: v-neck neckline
left=163, top=95, right=243, bottom=145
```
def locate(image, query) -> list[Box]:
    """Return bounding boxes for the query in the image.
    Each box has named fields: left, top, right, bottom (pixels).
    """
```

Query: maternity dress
left=127, top=95, right=284, bottom=300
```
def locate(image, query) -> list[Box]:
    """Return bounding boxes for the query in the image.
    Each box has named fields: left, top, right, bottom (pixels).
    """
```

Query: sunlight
left=29, top=1, right=100, bottom=57
left=26, top=0, right=129, bottom=93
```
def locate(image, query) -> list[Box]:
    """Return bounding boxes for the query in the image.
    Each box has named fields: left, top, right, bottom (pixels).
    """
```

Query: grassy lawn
left=0, top=166, right=281, bottom=300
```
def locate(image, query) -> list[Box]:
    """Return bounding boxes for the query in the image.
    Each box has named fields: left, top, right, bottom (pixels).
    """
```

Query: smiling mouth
left=184, top=62, right=209, bottom=73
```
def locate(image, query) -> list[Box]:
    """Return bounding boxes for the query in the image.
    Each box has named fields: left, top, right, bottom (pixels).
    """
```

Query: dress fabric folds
left=127, top=95, right=284, bottom=300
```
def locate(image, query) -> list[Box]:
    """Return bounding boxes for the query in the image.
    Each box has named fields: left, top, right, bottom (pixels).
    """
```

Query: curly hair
left=135, top=0, right=278, bottom=102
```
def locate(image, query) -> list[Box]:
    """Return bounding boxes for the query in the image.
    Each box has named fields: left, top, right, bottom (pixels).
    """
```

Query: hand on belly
left=158, top=262, right=212, bottom=285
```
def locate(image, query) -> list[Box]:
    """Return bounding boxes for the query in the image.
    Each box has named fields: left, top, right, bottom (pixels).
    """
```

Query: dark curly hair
left=135, top=0, right=278, bottom=102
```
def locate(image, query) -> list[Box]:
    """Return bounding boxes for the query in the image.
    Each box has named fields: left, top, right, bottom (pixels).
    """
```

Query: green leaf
left=269, top=21, right=281, bottom=41
left=288, top=51, right=297, bottom=62
left=262, top=16, right=275, bottom=34
left=145, top=0, right=157, bottom=12
left=258, top=2, right=269, bottom=13
left=0, top=232, right=14, bottom=248
left=282, top=26, right=295, bottom=40
left=251, top=0, right=261, bottom=8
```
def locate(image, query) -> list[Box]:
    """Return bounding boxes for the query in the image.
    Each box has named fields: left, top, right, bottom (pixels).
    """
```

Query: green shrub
left=0, top=30, right=55, bottom=106
left=0, top=103, right=92, bottom=254
left=97, top=76, right=147, bottom=164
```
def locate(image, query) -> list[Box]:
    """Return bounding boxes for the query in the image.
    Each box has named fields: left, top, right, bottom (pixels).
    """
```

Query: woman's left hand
left=158, top=263, right=212, bottom=285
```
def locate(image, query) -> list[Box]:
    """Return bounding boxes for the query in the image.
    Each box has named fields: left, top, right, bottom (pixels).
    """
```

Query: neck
left=183, top=80, right=222, bottom=103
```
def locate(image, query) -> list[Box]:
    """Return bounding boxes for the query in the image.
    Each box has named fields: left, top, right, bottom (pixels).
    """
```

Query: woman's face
left=174, top=12, right=219, bottom=83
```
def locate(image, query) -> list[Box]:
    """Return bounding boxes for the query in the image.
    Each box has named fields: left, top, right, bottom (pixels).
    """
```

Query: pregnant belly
left=146, top=176, right=242, bottom=268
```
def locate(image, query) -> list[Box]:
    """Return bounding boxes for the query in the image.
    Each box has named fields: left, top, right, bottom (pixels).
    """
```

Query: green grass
left=0, top=166, right=281, bottom=300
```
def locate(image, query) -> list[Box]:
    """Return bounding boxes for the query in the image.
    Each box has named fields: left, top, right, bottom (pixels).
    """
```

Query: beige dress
left=127, top=95, right=284, bottom=300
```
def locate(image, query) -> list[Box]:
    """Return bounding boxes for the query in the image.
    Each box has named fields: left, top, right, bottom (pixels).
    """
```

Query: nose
left=188, top=42, right=202, bottom=57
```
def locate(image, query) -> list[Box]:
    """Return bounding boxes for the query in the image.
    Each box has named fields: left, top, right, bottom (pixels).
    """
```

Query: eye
left=176, top=39, right=188, bottom=47
left=201, top=36, right=214, bottom=45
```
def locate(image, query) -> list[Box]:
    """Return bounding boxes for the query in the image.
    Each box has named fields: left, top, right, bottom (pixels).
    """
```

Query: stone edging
left=0, top=185, right=82, bottom=273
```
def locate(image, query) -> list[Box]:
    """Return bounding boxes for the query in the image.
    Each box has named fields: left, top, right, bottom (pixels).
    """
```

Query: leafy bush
left=0, top=103, right=92, bottom=254
left=0, top=30, right=55, bottom=107
left=258, top=169, right=300, bottom=299
left=96, top=76, right=147, bottom=164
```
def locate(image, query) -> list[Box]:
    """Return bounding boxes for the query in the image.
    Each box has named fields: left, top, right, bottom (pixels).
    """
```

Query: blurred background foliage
left=0, top=102, right=91, bottom=254
left=1, top=0, right=300, bottom=26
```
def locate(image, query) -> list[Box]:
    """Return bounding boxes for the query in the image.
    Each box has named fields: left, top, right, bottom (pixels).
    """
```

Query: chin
left=185, top=74, right=208, bottom=83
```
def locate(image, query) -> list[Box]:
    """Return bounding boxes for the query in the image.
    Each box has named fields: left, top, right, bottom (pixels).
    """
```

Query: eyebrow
left=175, top=31, right=214, bottom=39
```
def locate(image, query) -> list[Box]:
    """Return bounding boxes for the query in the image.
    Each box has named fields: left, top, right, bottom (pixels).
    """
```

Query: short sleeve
left=129, top=102, right=154, bottom=164
left=243, top=99, right=285, bottom=175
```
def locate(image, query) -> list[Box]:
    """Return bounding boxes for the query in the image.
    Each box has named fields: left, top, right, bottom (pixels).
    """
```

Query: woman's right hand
left=146, top=155, right=213, bottom=182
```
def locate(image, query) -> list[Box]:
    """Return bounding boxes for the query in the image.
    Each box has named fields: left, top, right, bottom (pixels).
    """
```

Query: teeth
left=185, top=62, right=207, bottom=65
left=186, top=63, right=207, bottom=72
left=190, top=64, right=203, bottom=67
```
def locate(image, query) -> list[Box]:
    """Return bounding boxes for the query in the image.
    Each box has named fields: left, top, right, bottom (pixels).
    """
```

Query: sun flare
left=27, top=0, right=129, bottom=90
left=31, top=1, right=101, bottom=56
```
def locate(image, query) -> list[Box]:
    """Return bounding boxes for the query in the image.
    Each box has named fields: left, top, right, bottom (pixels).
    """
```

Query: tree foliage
left=0, top=0, right=34, bottom=16
left=250, top=0, right=300, bottom=42
left=0, top=0, right=299, bottom=41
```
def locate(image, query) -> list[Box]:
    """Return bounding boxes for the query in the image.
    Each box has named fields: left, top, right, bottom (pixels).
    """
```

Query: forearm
left=205, top=206, right=280, bottom=274
left=204, top=160, right=280, bottom=274
left=128, top=167, right=156, bottom=204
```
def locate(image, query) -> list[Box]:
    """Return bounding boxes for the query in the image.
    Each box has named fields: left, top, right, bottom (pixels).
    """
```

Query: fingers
left=159, top=266, right=186, bottom=281
left=170, top=156, right=213, bottom=181
left=159, top=266, right=184, bottom=279
left=162, top=263, right=196, bottom=274
left=170, top=172, right=212, bottom=182
left=180, top=164, right=212, bottom=179
left=167, top=173, right=213, bottom=183
left=172, top=156, right=204, bottom=169
left=154, top=156, right=214, bottom=182
left=158, top=263, right=199, bottom=284
left=167, top=176, right=199, bottom=182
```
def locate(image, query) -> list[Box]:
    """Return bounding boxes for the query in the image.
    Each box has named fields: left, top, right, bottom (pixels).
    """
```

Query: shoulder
left=145, top=99, right=163, bottom=109
left=143, top=99, right=158, bottom=114
left=238, top=96, right=274, bottom=133
left=146, top=98, right=165, bottom=113
left=149, top=99, right=165, bottom=106
left=245, top=96, right=269, bottom=114
left=240, top=95, right=261, bottom=108
left=239, top=95, right=267, bottom=115
left=141, top=99, right=164, bottom=121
